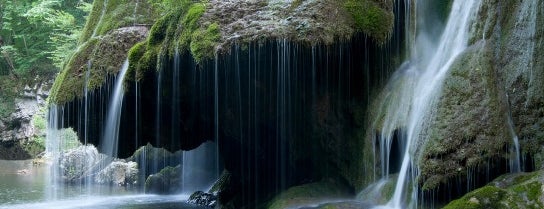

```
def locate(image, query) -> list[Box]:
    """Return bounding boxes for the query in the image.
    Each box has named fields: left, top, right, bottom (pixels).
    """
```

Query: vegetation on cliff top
left=49, top=0, right=157, bottom=104
left=0, top=0, right=91, bottom=114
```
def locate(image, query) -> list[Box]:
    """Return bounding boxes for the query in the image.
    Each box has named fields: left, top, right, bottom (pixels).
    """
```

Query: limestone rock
left=95, top=160, right=139, bottom=186
left=58, top=145, right=108, bottom=182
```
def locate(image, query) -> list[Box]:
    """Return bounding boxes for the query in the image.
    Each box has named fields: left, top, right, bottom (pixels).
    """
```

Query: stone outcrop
left=418, top=0, right=544, bottom=193
left=188, top=191, right=218, bottom=208
left=58, top=145, right=107, bottom=182
left=444, top=170, right=544, bottom=209
left=0, top=81, right=51, bottom=160
left=144, top=165, right=183, bottom=194
left=95, top=160, right=139, bottom=186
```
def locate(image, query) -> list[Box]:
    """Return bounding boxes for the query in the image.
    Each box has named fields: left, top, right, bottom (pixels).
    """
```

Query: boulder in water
left=144, top=165, right=182, bottom=194
left=95, top=160, right=139, bottom=186
left=58, top=145, right=107, bottom=182
left=188, top=191, right=217, bottom=208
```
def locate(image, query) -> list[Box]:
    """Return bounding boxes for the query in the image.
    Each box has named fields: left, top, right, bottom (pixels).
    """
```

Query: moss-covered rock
left=79, top=0, right=157, bottom=42
left=49, top=26, right=149, bottom=104
left=49, top=0, right=157, bottom=104
left=344, top=0, right=394, bottom=43
left=144, top=165, right=182, bottom=194
left=365, top=0, right=544, bottom=198
left=266, top=179, right=353, bottom=209
left=419, top=41, right=511, bottom=190
left=443, top=170, right=544, bottom=209
left=127, top=0, right=395, bottom=83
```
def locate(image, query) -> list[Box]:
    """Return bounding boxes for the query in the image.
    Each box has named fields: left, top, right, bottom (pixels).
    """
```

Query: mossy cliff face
left=421, top=0, right=544, bottom=193
left=420, top=41, right=511, bottom=191
left=128, top=0, right=394, bottom=82
left=443, top=170, right=544, bottom=209
left=49, top=0, right=157, bottom=104
left=365, top=0, right=544, bottom=205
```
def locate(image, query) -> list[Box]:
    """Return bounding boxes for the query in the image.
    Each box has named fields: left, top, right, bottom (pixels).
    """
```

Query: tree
left=0, top=0, right=91, bottom=117
left=0, top=0, right=92, bottom=77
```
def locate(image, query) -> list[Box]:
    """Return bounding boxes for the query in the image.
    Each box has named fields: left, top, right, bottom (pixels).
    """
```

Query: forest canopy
left=0, top=0, right=91, bottom=117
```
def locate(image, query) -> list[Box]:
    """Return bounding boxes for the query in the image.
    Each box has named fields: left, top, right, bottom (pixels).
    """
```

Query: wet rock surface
left=0, top=81, right=51, bottom=160
left=144, top=165, right=183, bottom=194
left=188, top=191, right=218, bottom=208
left=95, top=160, right=139, bottom=186
left=58, top=145, right=108, bottom=182
left=443, top=170, right=544, bottom=209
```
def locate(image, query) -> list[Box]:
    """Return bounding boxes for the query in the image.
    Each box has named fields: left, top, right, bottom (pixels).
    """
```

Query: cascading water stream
left=83, top=61, right=92, bottom=145
left=181, top=142, right=219, bottom=193
left=372, top=1, right=483, bottom=208
left=101, top=59, right=129, bottom=158
left=45, top=105, right=63, bottom=201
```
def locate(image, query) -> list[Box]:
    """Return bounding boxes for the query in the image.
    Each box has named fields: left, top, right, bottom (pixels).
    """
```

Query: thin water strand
left=101, top=59, right=129, bottom=158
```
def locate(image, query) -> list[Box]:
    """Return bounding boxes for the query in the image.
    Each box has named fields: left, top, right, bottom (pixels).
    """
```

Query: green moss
left=128, top=0, right=218, bottom=82
left=177, top=3, right=206, bottom=50
left=80, top=0, right=156, bottom=42
left=126, top=41, right=146, bottom=82
left=147, top=12, right=176, bottom=46
left=79, top=0, right=106, bottom=42
left=190, top=22, right=220, bottom=62
left=443, top=186, right=506, bottom=209
left=444, top=171, right=544, bottom=209
left=50, top=38, right=100, bottom=104
left=267, top=180, right=351, bottom=209
left=343, top=0, right=394, bottom=44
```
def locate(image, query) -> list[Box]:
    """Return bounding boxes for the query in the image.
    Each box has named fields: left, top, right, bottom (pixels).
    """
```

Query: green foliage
left=31, top=109, right=47, bottom=131
left=1, top=0, right=91, bottom=75
left=59, top=128, right=82, bottom=150
left=343, top=0, right=393, bottom=44
left=0, top=0, right=90, bottom=112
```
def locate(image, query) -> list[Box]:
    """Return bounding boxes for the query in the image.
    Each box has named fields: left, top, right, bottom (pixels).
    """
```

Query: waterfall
left=45, top=105, right=63, bottom=201
left=372, top=1, right=482, bottom=208
left=83, top=61, right=91, bottom=145
left=101, top=59, right=129, bottom=158
left=181, top=142, right=219, bottom=193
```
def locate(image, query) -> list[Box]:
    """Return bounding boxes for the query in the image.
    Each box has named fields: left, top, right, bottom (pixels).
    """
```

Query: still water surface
left=0, top=160, right=204, bottom=209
